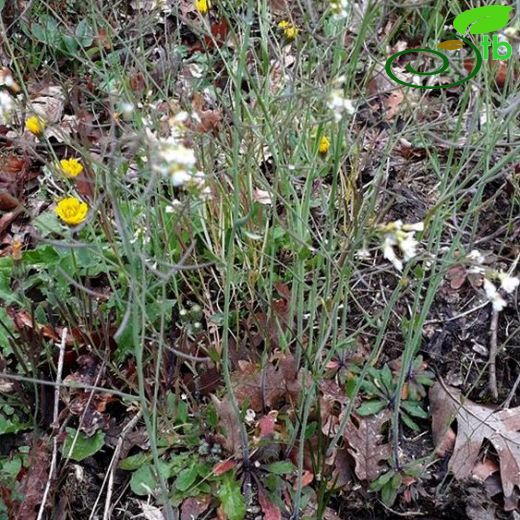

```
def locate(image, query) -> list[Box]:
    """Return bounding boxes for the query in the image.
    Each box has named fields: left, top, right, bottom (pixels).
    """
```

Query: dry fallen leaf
left=430, top=382, right=520, bottom=509
left=211, top=395, right=242, bottom=455
left=446, top=265, right=467, bottom=290
left=191, top=92, right=222, bottom=134
left=30, top=85, right=65, bottom=124
left=140, top=502, right=165, bottom=520
left=180, top=495, right=211, bottom=520
left=232, top=355, right=301, bottom=412
left=258, top=485, right=282, bottom=520
left=16, top=438, right=50, bottom=519
left=345, top=411, right=391, bottom=481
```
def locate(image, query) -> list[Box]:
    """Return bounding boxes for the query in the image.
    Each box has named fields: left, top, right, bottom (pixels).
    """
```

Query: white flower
left=400, top=233, right=418, bottom=262
left=327, top=90, right=355, bottom=121
left=330, top=0, right=349, bottom=19
left=382, top=235, right=403, bottom=271
left=356, top=247, right=371, bottom=260
left=483, top=278, right=507, bottom=312
left=170, top=170, right=192, bottom=186
left=120, top=101, right=134, bottom=116
left=0, top=91, right=15, bottom=125
left=402, top=222, right=424, bottom=232
left=378, top=220, right=423, bottom=271
left=253, top=188, right=272, bottom=205
left=245, top=409, right=256, bottom=424
left=498, top=272, right=520, bottom=294
left=150, top=134, right=201, bottom=187
left=468, top=249, right=485, bottom=264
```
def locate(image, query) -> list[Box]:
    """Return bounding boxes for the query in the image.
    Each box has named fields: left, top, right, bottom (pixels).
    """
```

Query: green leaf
left=130, top=461, right=171, bottom=496
left=32, top=212, right=65, bottom=238
left=217, top=472, right=246, bottom=520
left=61, top=428, right=105, bottom=461
left=379, top=365, right=394, bottom=393
left=360, top=379, right=380, bottom=396
left=401, top=401, right=428, bottom=419
left=0, top=414, right=30, bottom=435
left=75, top=19, right=94, bottom=47
left=23, top=245, right=60, bottom=265
left=400, top=412, right=420, bottom=431
left=370, top=470, right=395, bottom=491
left=265, top=461, right=296, bottom=475
left=0, top=307, right=14, bottom=353
left=415, top=374, right=434, bottom=386
left=61, top=34, right=78, bottom=54
left=175, top=464, right=199, bottom=492
left=357, top=400, right=387, bottom=416
left=119, top=451, right=151, bottom=470
left=380, top=478, right=399, bottom=506
left=130, top=464, right=156, bottom=496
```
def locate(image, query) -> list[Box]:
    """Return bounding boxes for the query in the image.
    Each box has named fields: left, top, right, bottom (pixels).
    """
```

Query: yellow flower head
left=278, top=20, right=298, bottom=41
left=25, top=115, right=45, bottom=135
left=195, top=0, right=210, bottom=14
left=60, top=158, right=84, bottom=178
left=318, top=136, right=330, bottom=154
left=55, top=197, right=89, bottom=226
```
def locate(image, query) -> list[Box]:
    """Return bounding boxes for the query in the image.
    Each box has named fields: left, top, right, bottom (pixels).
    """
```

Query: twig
left=0, top=372, right=138, bottom=400
left=94, top=411, right=143, bottom=520
left=36, top=327, right=67, bottom=520
left=489, top=308, right=499, bottom=400
left=503, top=370, right=520, bottom=409
left=424, top=300, right=488, bottom=324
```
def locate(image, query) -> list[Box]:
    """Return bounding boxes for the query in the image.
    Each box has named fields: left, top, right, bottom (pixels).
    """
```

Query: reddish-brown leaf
left=258, top=485, right=282, bottom=520
left=180, top=495, right=211, bottom=520
left=446, top=265, right=467, bottom=290
left=211, top=395, right=242, bottom=455
left=212, top=460, right=237, bottom=476
left=15, top=438, right=50, bottom=519
left=257, top=411, right=278, bottom=438
left=297, top=470, right=314, bottom=489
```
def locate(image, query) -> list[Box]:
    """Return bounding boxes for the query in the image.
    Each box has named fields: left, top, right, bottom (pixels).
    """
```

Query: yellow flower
left=25, top=115, right=45, bottom=135
left=59, top=158, right=84, bottom=178
left=55, top=197, right=89, bottom=226
left=278, top=20, right=298, bottom=41
left=195, top=0, right=210, bottom=14
left=318, top=136, right=330, bottom=154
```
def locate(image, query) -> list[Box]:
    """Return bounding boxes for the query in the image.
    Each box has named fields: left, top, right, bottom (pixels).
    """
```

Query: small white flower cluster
left=147, top=119, right=206, bottom=189
left=327, top=77, right=355, bottom=122
left=330, top=0, right=349, bottom=19
left=379, top=220, right=424, bottom=271
left=468, top=250, right=519, bottom=311
left=0, top=91, right=15, bottom=125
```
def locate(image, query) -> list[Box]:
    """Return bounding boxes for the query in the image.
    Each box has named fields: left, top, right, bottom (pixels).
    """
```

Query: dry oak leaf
left=180, top=495, right=211, bottom=520
left=191, top=92, right=222, bottom=133
left=232, top=355, right=301, bottom=412
left=211, top=395, right=242, bottom=456
left=430, top=382, right=520, bottom=507
left=345, top=411, right=391, bottom=481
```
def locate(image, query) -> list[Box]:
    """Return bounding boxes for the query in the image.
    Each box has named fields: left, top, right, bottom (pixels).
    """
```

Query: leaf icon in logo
left=437, top=40, right=465, bottom=51
left=453, top=5, right=513, bottom=35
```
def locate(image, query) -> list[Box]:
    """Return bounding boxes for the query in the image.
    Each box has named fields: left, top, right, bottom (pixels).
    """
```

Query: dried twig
left=489, top=309, right=499, bottom=400
left=92, top=411, right=143, bottom=520
left=36, top=327, right=67, bottom=520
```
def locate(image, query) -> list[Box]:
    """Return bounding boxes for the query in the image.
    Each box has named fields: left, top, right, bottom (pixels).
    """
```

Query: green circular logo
left=385, top=36, right=482, bottom=89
